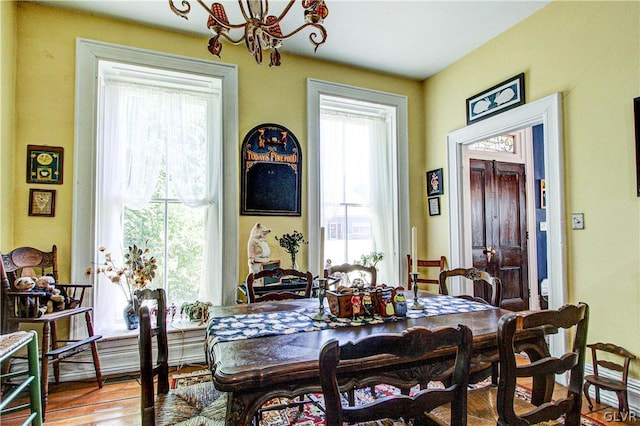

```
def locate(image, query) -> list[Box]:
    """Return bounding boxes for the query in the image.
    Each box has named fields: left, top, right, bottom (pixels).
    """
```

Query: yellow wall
left=0, top=1, right=16, bottom=249
left=423, top=1, right=640, bottom=373
left=8, top=2, right=423, bottom=281
left=6, top=1, right=640, bottom=376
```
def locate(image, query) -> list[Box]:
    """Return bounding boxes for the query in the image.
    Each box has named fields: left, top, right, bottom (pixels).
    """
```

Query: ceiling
left=35, top=0, right=549, bottom=81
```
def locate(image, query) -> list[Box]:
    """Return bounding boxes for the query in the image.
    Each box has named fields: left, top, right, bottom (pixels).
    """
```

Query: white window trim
left=307, top=78, right=410, bottom=284
left=73, top=39, right=239, bottom=315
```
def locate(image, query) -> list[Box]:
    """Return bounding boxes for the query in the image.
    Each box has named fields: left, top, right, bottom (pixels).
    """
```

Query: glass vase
left=290, top=253, right=298, bottom=270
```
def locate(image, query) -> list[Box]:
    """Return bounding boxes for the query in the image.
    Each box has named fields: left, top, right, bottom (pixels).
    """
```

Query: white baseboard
left=584, top=363, right=640, bottom=414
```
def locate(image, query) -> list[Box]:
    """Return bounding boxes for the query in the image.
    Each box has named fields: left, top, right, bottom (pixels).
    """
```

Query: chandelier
left=169, top=0, right=329, bottom=67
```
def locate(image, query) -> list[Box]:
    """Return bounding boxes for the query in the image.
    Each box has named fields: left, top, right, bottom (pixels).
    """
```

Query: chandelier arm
left=308, top=24, right=328, bottom=50
left=237, top=0, right=251, bottom=22
left=269, top=23, right=327, bottom=48
left=217, top=31, right=247, bottom=46
left=168, top=0, right=191, bottom=20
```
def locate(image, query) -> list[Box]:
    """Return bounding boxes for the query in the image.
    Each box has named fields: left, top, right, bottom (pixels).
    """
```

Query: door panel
left=470, top=159, right=529, bottom=311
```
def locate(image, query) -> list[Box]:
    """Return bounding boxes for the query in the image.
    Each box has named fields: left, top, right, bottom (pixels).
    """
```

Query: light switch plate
left=540, top=221, right=547, bottom=231
left=571, top=213, right=584, bottom=230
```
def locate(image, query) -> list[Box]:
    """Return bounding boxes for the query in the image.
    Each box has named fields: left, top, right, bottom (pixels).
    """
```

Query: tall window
left=74, top=40, right=238, bottom=339
left=94, top=62, right=220, bottom=334
left=320, top=97, right=393, bottom=267
left=308, top=79, right=409, bottom=285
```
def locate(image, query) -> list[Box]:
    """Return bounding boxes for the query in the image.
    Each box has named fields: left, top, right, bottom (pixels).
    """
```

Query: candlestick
left=409, top=272, right=424, bottom=310
left=411, top=226, right=417, bottom=272
left=318, top=227, right=325, bottom=279
left=311, top=278, right=328, bottom=320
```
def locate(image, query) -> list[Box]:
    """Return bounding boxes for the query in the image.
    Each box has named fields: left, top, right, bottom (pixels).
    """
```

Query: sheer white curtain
left=320, top=109, right=396, bottom=283
left=95, top=80, right=220, bottom=335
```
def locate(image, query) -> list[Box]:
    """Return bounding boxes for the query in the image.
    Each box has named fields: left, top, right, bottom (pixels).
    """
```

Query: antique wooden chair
left=438, top=267, right=502, bottom=307
left=439, top=267, right=502, bottom=384
left=583, top=342, right=636, bottom=416
left=463, top=303, right=590, bottom=426
left=244, top=268, right=322, bottom=421
left=246, top=268, right=313, bottom=303
left=137, top=287, right=226, bottom=425
left=319, top=325, right=472, bottom=426
left=406, top=254, right=446, bottom=290
left=0, top=245, right=102, bottom=419
left=324, top=262, right=377, bottom=288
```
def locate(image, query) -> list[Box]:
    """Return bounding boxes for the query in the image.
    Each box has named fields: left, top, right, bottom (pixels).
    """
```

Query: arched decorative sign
left=241, top=123, right=302, bottom=216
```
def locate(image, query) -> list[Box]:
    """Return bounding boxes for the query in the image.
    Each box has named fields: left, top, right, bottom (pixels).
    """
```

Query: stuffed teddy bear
left=36, top=275, right=80, bottom=311
left=13, top=277, right=46, bottom=318
left=247, top=222, right=271, bottom=275
left=35, top=275, right=66, bottom=312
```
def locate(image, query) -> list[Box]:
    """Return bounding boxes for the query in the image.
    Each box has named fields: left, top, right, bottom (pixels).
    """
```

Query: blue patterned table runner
left=207, top=295, right=496, bottom=343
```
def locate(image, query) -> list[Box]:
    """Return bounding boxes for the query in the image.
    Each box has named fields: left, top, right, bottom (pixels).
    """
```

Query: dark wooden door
left=470, top=159, right=529, bottom=311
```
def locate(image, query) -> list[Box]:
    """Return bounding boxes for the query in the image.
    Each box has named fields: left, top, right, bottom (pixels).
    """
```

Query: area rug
left=171, top=370, right=606, bottom=426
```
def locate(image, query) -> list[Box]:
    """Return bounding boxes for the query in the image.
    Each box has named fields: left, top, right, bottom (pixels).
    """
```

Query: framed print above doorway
left=466, top=73, right=525, bottom=125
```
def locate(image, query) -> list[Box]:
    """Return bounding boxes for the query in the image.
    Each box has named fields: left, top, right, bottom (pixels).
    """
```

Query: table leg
left=226, top=391, right=261, bottom=426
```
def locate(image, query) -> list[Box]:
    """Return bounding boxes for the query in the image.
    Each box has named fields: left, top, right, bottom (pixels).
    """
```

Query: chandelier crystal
left=169, top=0, right=329, bottom=67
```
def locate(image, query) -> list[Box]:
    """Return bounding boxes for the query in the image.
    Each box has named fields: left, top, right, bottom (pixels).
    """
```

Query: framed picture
left=29, top=189, right=56, bottom=217
left=540, top=179, right=547, bottom=209
left=426, top=168, right=444, bottom=196
left=26, top=145, right=64, bottom=184
left=466, top=73, right=525, bottom=124
left=635, top=97, right=639, bottom=197
left=428, top=197, right=441, bottom=216
left=241, top=123, right=302, bottom=216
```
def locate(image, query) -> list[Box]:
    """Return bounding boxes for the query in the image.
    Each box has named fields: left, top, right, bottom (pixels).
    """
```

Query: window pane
left=124, top=204, right=166, bottom=288
left=166, top=203, right=205, bottom=305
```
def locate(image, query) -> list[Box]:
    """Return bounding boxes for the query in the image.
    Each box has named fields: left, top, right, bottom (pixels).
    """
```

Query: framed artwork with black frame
left=26, top=145, right=64, bottom=184
left=428, top=197, right=441, bottom=216
left=466, top=73, right=525, bottom=124
left=635, top=97, right=639, bottom=197
left=426, top=168, right=444, bottom=196
left=29, top=188, right=56, bottom=217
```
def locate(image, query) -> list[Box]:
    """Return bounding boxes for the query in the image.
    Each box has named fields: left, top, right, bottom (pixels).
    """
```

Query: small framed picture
left=426, top=168, right=444, bottom=196
left=540, top=179, right=547, bottom=209
left=29, top=189, right=56, bottom=217
left=466, top=73, right=525, bottom=124
left=27, top=145, right=64, bottom=184
left=428, top=197, right=441, bottom=216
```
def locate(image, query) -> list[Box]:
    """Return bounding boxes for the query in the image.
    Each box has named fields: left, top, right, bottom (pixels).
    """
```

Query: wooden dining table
left=205, top=292, right=549, bottom=426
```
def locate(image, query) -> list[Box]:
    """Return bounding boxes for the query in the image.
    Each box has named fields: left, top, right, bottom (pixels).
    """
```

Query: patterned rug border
left=172, top=370, right=606, bottom=425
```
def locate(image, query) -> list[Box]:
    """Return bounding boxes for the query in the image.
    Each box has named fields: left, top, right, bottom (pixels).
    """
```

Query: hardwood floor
left=1, top=364, right=636, bottom=425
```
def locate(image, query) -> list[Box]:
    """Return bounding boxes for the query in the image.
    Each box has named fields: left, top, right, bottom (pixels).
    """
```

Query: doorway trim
left=446, top=93, right=566, bottom=355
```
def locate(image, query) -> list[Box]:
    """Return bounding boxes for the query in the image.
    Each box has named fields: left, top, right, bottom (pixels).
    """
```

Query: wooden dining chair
left=406, top=254, right=446, bottom=290
left=463, top=302, right=590, bottom=426
left=324, top=262, right=377, bottom=288
left=137, top=287, right=227, bottom=425
left=583, top=342, right=636, bottom=416
left=439, top=267, right=502, bottom=384
left=438, top=267, right=502, bottom=307
left=319, top=325, right=473, bottom=426
left=245, top=268, right=313, bottom=303
left=0, top=245, right=103, bottom=420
